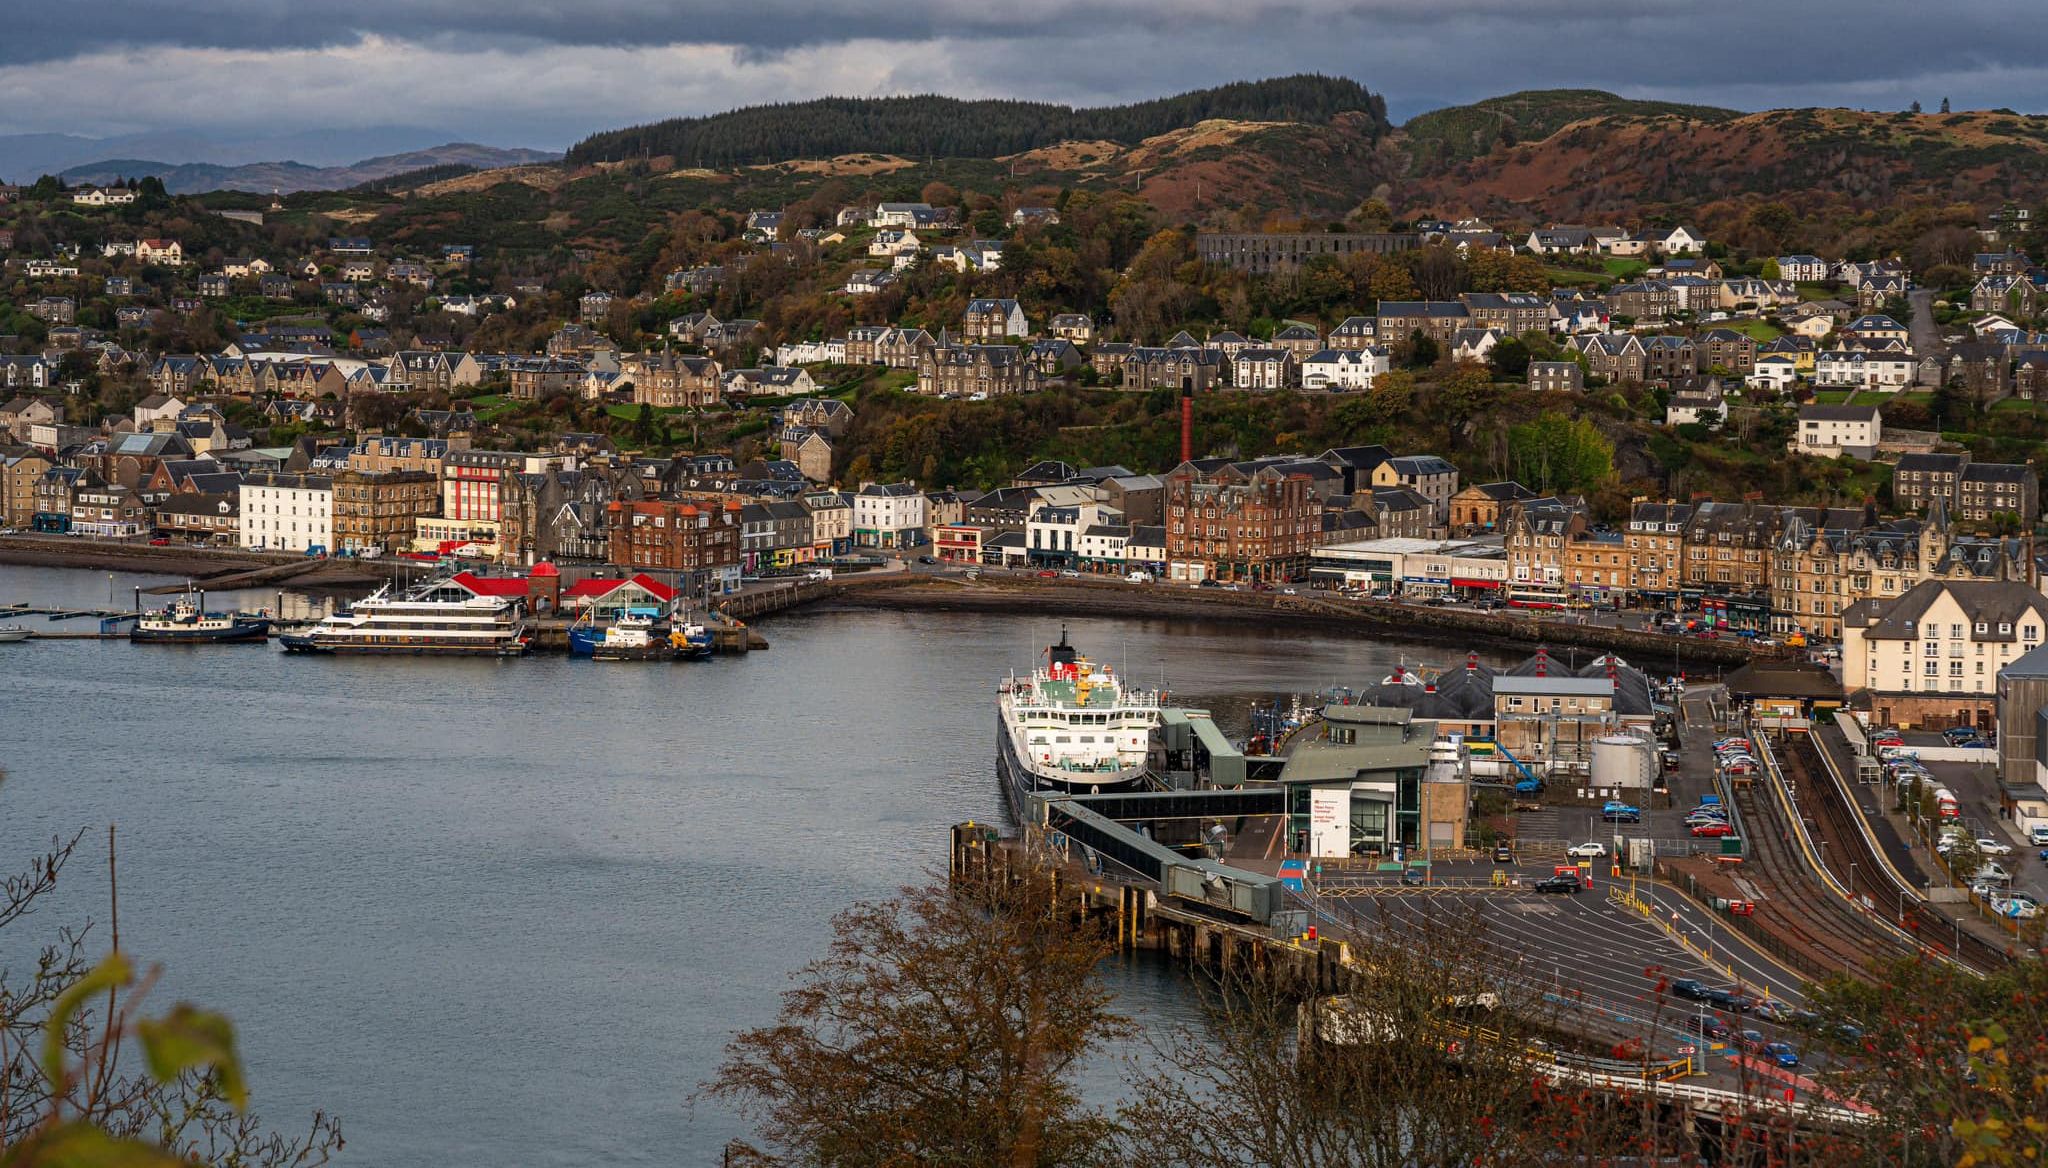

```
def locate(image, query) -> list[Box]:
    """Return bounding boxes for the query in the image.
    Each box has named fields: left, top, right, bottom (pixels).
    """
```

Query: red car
left=1035, top=569, right=1057, bottom=578
left=148, top=537, right=169, bottom=546
left=1692, top=822, right=1734, bottom=838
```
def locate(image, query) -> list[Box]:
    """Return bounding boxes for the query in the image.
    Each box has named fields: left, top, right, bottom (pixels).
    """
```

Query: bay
left=0, top=563, right=1504, bottom=1164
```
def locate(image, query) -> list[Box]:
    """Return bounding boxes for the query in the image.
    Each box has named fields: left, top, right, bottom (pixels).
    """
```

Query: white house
left=238, top=471, right=334, bottom=553
left=1789, top=404, right=1881, bottom=460
left=135, top=239, right=183, bottom=266
left=70, top=187, right=137, bottom=207
left=852, top=481, right=928, bottom=548
left=1300, top=347, right=1390, bottom=391
left=869, top=229, right=922, bottom=258
left=1776, top=255, right=1829, bottom=282
left=1746, top=354, right=1799, bottom=391
left=1656, top=227, right=1706, bottom=255
left=1814, top=350, right=1915, bottom=391
left=1665, top=386, right=1726, bottom=428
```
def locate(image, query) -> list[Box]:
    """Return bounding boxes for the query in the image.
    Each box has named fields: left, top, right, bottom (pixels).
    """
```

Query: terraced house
left=915, top=344, right=1041, bottom=398
left=1163, top=459, right=1327, bottom=584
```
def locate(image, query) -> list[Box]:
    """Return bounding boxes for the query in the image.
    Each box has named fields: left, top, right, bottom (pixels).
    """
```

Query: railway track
left=1731, top=761, right=1916, bottom=978
left=1782, top=739, right=2012, bottom=973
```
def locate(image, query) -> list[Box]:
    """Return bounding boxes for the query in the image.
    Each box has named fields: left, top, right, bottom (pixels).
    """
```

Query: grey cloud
left=3, top=2, right=2048, bottom=151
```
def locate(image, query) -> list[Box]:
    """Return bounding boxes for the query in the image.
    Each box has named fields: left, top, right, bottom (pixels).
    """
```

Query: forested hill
left=566, top=75, right=1387, bottom=166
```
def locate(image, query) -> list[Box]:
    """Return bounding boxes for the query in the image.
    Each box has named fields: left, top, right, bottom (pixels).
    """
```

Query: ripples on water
left=0, top=564, right=1513, bottom=1164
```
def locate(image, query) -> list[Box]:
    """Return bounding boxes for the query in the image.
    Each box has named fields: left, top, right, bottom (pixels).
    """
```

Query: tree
left=1345, top=198, right=1392, bottom=232
left=1487, top=337, right=1531, bottom=380
left=1805, top=955, right=2048, bottom=1166
left=1911, top=100, right=1923, bottom=114
left=1, top=809, right=342, bottom=1166
left=1761, top=258, right=1783, bottom=281
left=1432, top=361, right=1499, bottom=416
left=1507, top=412, right=1614, bottom=493
left=704, top=868, right=1127, bottom=1166
left=1404, top=329, right=1439, bottom=370
left=1942, top=97, right=1952, bottom=113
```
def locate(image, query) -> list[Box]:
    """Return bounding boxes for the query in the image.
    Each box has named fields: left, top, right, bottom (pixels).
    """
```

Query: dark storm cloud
left=4, top=1, right=2048, bottom=147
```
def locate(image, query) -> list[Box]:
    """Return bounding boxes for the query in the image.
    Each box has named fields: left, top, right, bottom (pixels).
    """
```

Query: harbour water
left=0, top=563, right=1508, bottom=1164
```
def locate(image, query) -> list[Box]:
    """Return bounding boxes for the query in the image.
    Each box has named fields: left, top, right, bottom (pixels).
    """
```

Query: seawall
left=806, top=577, right=1754, bottom=668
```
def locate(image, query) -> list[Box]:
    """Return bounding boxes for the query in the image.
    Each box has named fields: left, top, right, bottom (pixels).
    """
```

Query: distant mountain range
left=53, top=144, right=560, bottom=194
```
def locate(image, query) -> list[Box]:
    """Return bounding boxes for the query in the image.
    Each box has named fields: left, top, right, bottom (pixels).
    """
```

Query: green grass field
left=1602, top=258, right=1648, bottom=279
left=1731, top=320, right=1783, bottom=342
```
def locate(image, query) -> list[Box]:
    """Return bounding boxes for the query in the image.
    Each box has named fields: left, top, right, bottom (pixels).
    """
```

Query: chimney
left=1179, top=376, right=1195, bottom=465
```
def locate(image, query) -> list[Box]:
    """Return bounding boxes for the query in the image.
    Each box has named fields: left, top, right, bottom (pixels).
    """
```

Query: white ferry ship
left=279, top=577, right=528, bottom=656
left=997, top=630, right=1161, bottom=796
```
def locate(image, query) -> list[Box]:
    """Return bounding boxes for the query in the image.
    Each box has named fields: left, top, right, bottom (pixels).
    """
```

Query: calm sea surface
left=0, top=563, right=1503, bottom=1165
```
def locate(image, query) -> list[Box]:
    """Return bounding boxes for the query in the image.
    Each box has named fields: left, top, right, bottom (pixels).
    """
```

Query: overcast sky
left=4, top=1, right=2044, bottom=157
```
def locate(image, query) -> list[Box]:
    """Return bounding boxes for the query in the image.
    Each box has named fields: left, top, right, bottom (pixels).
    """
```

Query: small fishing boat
left=671, top=619, right=714, bottom=660
left=0, top=625, right=30, bottom=644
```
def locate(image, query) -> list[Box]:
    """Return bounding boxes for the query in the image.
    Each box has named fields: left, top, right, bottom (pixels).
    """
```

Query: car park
left=1566, top=842, right=1607, bottom=858
left=1534, top=874, right=1582, bottom=895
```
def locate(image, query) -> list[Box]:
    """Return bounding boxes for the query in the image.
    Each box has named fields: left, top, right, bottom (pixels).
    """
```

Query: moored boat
left=281, top=576, right=528, bottom=656
left=0, top=625, right=29, bottom=644
left=997, top=629, right=1160, bottom=800
left=130, top=593, right=270, bottom=644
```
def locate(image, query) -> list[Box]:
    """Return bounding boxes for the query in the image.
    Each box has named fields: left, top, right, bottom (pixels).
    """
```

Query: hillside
left=1401, top=89, right=1739, bottom=169
left=1401, top=105, right=2048, bottom=218
left=60, top=143, right=561, bottom=194
left=566, top=75, right=1387, bottom=167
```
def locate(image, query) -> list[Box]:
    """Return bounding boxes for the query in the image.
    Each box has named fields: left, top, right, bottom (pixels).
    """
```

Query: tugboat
left=130, top=591, right=271, bottom=644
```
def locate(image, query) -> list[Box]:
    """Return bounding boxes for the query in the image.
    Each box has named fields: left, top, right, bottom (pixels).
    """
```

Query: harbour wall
left=810, top=577, right=1754, bottom=669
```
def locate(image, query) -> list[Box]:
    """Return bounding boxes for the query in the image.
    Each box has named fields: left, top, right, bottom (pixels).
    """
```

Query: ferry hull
left=280, top=634, right=528, bottom=657
left=996, top=712, right=1148, bottom=804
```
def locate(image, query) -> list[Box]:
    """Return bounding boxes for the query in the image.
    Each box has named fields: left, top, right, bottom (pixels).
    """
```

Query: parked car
left=1534, top=874, right=1583, bottom=895
left=1566, top=842, right=1607, bottom=859
left=1943, top=727, right=1982, bottom=745
left=1761, top=1041, right=1801, bottom=1068
left=1401, top=867, right=1426, bottom=886
left=1977, top=837, right=2014, bottom=857
left=1492, top=844, right=1516, bottom=863
left=1671, top=979, right=1711, bottom=1001
left=1704, top=987, right=1754, bottom=1012
left=1035, top=569, right=1057, bottom=578
left=1692, top=822, right=1735, bottom=838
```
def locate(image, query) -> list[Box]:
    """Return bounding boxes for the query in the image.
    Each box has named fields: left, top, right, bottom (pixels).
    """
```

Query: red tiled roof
left=449, top=570, right=530, bottom=598
left=560, top=573, right=678, bottom=602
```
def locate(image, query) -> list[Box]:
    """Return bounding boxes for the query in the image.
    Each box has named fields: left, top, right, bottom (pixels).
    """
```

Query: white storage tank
left=1591, top=735, right=1656, bottom=790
